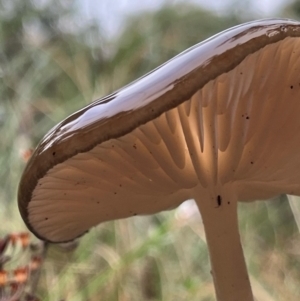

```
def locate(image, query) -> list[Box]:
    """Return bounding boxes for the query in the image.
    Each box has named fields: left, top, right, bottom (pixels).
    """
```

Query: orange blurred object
left=13, top=267, right=28, bottom=284
left=0, top=270, right=7, bottom=286
left=29, top=256, right=42, bottom=271
left=19, top=233, right=30, bottom=249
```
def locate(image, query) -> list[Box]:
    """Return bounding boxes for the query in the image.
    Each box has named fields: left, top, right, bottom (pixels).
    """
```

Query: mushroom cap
left=18, top=19, right=300, bottom=242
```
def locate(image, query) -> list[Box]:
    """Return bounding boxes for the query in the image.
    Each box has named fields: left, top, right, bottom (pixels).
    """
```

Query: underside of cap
left=19, top=19, right=300, bottom=242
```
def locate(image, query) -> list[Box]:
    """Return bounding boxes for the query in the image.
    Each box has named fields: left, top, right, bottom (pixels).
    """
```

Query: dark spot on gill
left=217, top=195, right=222, bottom=207
left=291, top=85, right=294, bottom=89
left=52, top=152, right=56, bottom=156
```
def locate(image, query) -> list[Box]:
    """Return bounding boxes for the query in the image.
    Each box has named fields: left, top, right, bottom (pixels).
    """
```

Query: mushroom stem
left=194, top=190, right=253, bottom=301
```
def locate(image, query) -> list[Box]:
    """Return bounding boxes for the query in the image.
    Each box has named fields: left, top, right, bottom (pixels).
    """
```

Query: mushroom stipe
left=18, top=19, right=300, bottom=301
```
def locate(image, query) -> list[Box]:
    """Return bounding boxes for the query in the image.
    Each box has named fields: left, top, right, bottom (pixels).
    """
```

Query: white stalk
left=194, top=188, right=253, bottom=301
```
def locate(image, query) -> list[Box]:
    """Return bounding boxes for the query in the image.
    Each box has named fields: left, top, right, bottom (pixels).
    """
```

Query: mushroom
left=18, top=19, right=300, bottom=301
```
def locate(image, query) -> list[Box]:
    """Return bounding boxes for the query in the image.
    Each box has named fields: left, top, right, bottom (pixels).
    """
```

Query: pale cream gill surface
left=29, top=37, right=300, bottom=242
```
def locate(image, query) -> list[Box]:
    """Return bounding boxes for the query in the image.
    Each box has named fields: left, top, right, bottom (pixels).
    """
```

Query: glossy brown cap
left=18, top=19, right=300, bottom=242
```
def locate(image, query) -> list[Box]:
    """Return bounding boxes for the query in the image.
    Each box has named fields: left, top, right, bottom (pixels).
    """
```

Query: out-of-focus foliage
left=110, top=5, right=241, bottom=82
left=283, top=0, right=300, bottom=18
left=1, top=0, right=300, bottom=300
left=0, top=0, right=106, bottom=104
left=0, top=0, right=106, bottom=208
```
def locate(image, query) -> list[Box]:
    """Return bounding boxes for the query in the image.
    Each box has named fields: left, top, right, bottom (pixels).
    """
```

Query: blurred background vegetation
left=2, top=0, right=300, bottom=300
